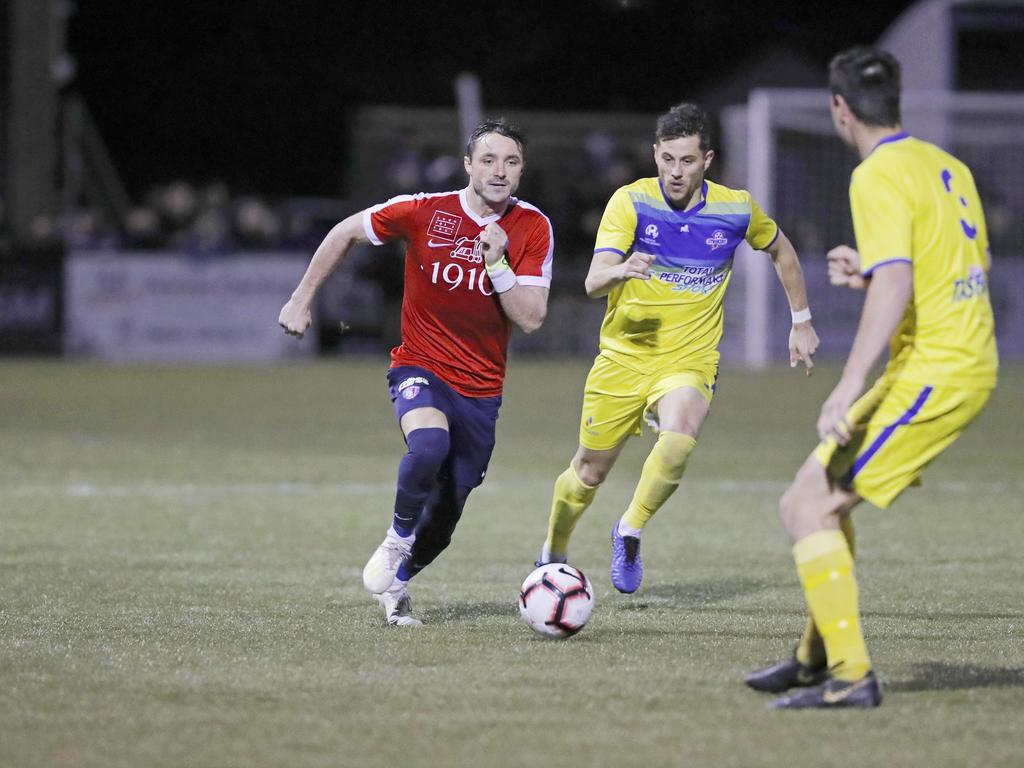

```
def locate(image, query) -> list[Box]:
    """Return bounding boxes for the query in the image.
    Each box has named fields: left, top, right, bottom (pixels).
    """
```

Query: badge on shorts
left=397, top=376, right=429, bottom=400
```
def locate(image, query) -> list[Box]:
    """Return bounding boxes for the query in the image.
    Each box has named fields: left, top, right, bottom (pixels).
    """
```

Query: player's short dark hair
left=465, top=118, right=526, bottom=159
left=829, top=46, right=902, bottom=127
left=655, top=103, right=713, bottom=152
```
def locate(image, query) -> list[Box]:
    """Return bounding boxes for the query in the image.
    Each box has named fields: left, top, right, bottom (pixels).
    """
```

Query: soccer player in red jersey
left=279, top=119, right=553, bottom=626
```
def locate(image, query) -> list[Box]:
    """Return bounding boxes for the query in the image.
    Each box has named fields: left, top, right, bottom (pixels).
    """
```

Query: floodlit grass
left=1, top=360, right=1022, bottom=768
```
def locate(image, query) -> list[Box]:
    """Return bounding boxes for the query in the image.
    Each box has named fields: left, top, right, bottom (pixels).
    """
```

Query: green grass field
left=2, top=359, right=1022, bottom=768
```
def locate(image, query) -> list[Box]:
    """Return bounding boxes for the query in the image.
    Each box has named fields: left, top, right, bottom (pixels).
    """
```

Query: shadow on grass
left=888, top=662, right=1024, bottom=692
left=866, top=610, right=1024, bottom=622
left=431, top=601, right=516, bottom=623
left=614, top=576, right=768, bottom=611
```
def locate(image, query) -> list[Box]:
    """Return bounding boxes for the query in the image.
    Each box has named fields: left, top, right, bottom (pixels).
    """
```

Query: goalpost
left=724, top=89, right=1024, bottom=367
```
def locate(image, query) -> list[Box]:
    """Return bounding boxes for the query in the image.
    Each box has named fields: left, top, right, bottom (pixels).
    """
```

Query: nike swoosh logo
left=822, top=678, right=868, bottom=704
left=427, top=240, right=453, bottom=248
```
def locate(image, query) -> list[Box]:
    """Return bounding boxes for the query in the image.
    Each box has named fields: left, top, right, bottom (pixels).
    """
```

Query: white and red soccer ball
left=518, top=563, right=594, bottom=638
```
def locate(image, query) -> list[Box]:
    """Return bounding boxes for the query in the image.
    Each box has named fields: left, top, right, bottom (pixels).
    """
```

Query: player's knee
left=574, top=460, right=608, bottom=487
left=778, top=482, right=846, bottom=540
left=778, top=483, right=813, bottom=535
left=406, top=427, right=450, bottom=470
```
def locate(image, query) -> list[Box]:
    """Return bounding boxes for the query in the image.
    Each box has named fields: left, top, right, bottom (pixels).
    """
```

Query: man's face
left=464, top=133, right=523, bottom=207
left=653, top=135, right=713, bottom=208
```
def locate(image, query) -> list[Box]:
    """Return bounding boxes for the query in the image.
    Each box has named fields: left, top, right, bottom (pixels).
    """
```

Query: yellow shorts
left=814, top=377, right=991, bottom=509
left=578, top=353, right=718, bottom=451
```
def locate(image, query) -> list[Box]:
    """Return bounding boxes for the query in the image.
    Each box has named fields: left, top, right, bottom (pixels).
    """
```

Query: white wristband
left=791, top=307, right=812, bottom=324
left=486, top=258, right=518, bottom=293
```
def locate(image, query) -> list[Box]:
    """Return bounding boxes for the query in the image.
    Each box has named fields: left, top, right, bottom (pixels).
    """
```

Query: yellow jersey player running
left=746, top=47, right=998, bottom=709
left=537, top=103, right=820, bottom=593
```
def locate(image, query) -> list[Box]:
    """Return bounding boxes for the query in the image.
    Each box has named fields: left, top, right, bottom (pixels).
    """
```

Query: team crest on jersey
left=705, top=230, right=728, bottom=250
left=428, top=211, right=461, bottom=243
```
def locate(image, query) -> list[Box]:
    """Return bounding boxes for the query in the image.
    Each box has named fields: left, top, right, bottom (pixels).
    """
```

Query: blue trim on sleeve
left=862, top=257, right=912, bottom=277
left=846, top=385, right=933, bottom=481
left=594, top=247, right=625, bottom=257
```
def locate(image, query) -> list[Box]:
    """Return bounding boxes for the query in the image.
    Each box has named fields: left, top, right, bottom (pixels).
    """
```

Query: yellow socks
left=545, top=465, right=598, bottom=558
left=793, top=529, right=871, bottom=681
left=621, top=431, right=696, bottom=530
left=795, top=515, right=857, bottom=667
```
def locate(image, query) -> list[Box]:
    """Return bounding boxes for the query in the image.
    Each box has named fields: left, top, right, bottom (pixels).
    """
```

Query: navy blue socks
left=391, top=427, right=449, bottom=538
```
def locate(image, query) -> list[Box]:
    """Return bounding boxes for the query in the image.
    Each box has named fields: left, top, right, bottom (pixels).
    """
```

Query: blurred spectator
left=200, top=180, right=230, bottom=212
left=58, top=209, right=112, bottom=249
left=121, top=206, right=165, bottom=249
left=154, top=179, right=199, bottom=233
left=232, top=196, right=283, bottom=250
left=188, top=207, right=233, bottom=254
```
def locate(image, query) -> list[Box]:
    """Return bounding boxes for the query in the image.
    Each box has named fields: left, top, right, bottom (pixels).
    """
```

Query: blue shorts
left=387, top=366, right=501, bottom=490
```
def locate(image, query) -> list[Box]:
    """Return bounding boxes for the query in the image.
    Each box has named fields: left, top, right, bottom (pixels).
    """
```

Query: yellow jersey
left=593, top=177, right=778, bottom=373
left=850, top=133, right=998, bottom=389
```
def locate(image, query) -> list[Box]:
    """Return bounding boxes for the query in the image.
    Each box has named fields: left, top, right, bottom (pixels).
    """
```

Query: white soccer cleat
left=374, top=583, right=423, bottom=628
left=362, top=530, right=413, bottom=594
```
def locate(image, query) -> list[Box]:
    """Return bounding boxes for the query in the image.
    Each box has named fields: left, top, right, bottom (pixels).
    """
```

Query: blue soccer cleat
left=769, top=671, right=882, bottom=710
left=610, top=523, right=643, bottom=593
left=745, top=655, right=829, bottom=693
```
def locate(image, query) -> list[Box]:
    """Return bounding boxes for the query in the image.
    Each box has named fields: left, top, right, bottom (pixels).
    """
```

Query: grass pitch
left=1, top=359, right=1022, bottom=768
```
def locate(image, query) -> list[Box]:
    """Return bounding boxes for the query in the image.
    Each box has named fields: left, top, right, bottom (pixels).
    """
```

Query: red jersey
left=362, top=187, right=554, bottom=397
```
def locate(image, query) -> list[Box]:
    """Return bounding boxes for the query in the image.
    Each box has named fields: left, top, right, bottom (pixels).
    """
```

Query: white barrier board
left=66, top=252, right=316, bottom=362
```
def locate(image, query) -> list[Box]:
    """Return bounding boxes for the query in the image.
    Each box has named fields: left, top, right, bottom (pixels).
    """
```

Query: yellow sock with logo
left=793, top=529, right=871, bottom=682
left=795, top=515, right=857, bottom=667
left=545, top=465, right=598, bottom=558
left=621, top=431, right=696, bottom=530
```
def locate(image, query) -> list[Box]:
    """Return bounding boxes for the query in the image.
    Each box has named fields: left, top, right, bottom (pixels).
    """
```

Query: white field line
left=1, top=479, right=1020, bottom=498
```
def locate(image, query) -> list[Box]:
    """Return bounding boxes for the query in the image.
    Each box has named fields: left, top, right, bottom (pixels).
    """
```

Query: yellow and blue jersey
left=850, top=133, right=998, bottom=390
left=593, top=177, right=778, bottom=372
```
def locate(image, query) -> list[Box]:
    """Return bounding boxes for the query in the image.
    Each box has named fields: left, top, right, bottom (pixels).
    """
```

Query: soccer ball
left=518, top=563, right=594, bottom=638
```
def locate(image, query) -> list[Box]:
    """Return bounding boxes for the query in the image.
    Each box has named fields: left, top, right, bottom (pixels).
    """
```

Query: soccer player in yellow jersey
left=746, top=47, right=999, bottom=709
left=537, top=103, right=820, bottom=593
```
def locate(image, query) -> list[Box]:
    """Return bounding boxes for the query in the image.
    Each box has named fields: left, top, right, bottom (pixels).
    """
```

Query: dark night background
left=67, top=1, right=920, bottom=198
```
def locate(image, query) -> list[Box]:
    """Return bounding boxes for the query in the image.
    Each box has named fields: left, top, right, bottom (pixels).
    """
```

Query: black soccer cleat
left=769, top=671, right=882, bottom=710
left=745, top=656, right=829, bottom=693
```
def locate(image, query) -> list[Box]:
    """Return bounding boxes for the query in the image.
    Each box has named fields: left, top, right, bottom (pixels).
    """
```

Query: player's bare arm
left=827, top=245, right=868, bottom=290
left=478, top=222, right=549, bottom=334
left=584, top=250, right=654, bottom=298
left=817, top=261, right=913, bottom=443
left=765, top=231, right=819, bottom=374
left=279, top=212, right=369, bottom=338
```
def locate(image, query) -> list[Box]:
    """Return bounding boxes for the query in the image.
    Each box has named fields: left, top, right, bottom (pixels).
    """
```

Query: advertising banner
left=66, top=252, right=316, bottom=362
